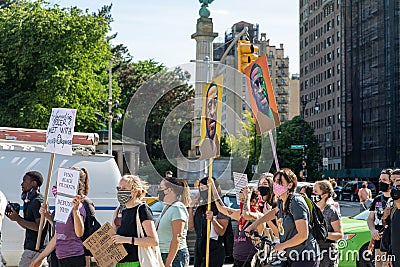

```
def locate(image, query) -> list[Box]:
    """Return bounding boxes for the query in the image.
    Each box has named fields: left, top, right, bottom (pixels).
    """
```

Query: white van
left=0, top=141, right=121, bottom=266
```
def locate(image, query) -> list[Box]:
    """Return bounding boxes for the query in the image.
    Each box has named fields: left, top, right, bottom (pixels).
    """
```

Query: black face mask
left=199, top=190, right=208, bottom=201
left=258, top=186, right=270, bottom=197
left=158, top=190, right=166, bottom=202
left=391, top=187, right=400, bottom=200
left=379, top=181, right=390, bottom=192
left=311, top=194, right=322, bottom=203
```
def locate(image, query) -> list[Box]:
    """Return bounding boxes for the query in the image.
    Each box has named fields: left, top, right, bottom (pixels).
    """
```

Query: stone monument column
left=190, top=5, right=218, bottom=156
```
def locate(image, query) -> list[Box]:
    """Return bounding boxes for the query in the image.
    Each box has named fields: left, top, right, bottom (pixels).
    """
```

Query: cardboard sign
left=83, top=222, right=128, bottom=267
left=54, top=195, right=73, bottom=223
left=54, top=168, right=80, bottom=223
left=233, top=172, right=248, bottom=205
left=45, top=108, right=77, bottom=156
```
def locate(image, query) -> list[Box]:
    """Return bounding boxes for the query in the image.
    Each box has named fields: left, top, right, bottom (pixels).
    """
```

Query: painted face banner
left=200, top=74, right=223, bottom=159
left=245, top=55, right=280, bottom=134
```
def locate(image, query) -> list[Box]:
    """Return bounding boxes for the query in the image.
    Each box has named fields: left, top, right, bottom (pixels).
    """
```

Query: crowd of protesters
left=1, top=167, right=400, bottom=267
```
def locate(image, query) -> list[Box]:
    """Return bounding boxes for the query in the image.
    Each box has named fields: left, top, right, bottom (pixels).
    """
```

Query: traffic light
left=237, top=40, right=259, bottom=73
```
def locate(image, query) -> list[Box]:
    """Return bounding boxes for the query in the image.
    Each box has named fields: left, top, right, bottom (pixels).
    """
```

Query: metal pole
left=302, top=101, right=307, bottom=181
left=108, top=61, right=113, bottom=155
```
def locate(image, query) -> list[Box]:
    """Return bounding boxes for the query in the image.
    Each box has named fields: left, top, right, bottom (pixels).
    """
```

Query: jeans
left=161, top=247, right=190, bottom=267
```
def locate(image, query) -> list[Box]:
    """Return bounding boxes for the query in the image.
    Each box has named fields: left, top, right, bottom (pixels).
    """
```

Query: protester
left=111, top=174, right=159, bottom=266
left=388, top=178, right=400, bottom=267
left=359, top=181, right=372, bottom=211
left=367, top=169, right=392, bottom=267
left=188, top=177, right=229, bottom=267
left=257, top=173, right=279, bottom=237
left=30, top=168, right=89, bottom=267
left=0, top=190, right=6, bottom=267
left=213, top=186, right=263, bottom=267
left=156, top=177, right=190, bottom=267
left=38, top=167, right=94, bottom=267
left=247, top=168, right=320, bottom=267
left=313, top=180, right=343, bottom=267
left=5, top=171, right=49, bottom=267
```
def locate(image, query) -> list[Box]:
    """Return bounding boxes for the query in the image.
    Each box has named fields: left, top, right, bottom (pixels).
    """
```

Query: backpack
left=292, top=193, right=328, bottom=243
left=82, top=198, right=101, bottom=256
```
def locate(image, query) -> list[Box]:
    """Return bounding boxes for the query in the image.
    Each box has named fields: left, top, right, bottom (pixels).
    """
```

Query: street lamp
left=300, top=96, right=319, bottom=181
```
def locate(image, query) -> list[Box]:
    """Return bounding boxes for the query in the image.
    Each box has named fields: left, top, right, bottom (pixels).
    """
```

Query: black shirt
left=23, top=194, right=48, bottom=251
left=390, top=208, right=400, bottom=267
left=369, top=194, right=390, bottom=247
left=116, top=203, right=153, bottom=262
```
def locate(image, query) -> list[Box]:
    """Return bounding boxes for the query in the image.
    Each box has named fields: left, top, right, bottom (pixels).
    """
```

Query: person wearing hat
left=165, top=171, right=173, bottom=178
left=6, top=171, right=48, bottom=267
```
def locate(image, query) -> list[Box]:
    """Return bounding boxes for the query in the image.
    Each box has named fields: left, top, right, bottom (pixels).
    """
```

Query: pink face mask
left=273, top=182, right=288, bottom=197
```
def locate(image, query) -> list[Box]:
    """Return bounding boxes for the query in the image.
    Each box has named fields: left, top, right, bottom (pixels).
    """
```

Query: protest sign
left=83, top=222, right=128, bottom=267
left=54, top=168, right=80, bottom=223
left=45, top=108, right=77, bottom=156
left=233, top=172, right=248, bottom=205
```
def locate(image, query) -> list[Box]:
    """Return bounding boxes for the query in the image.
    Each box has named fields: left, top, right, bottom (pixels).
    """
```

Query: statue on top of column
left=199, top=0, right=214, bottom=18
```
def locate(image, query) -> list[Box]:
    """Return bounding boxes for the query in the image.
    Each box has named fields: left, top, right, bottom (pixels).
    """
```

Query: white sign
left=54, top=168, right=80, bottom=223
left=323, top=157, right=329, bottom=166
left=45, top=108, right=77, bottom=156
left=57, top=168, right=80, bottom=197
left=233, top=172, right=248, bottom=205
left=54, top=195, right=73, bottom=223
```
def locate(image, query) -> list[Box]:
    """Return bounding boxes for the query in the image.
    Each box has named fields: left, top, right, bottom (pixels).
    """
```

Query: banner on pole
left=54, top=168, right=80, bottom=223
left=45, top=108, right=77, bottom=156
left=199, top=75, right=223, bottom=160
left=245, top=55, right=280, bottom=134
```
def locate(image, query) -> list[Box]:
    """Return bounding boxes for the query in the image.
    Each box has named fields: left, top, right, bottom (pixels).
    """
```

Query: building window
left=337, top=64, right=340, bottom=74
left=269, top=51, right=274, bottom=57
left=337, top=47, right=340, bottom=57
left=337, top=31, right=340, bottom=42
left=268, top=60, right=272, bottom=66
left=270, top=70, right=272, bottom=77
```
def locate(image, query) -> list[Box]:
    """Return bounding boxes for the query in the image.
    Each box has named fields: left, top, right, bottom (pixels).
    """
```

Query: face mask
left=379, top=181, right=390, bottom=192
left=158, top=190, right=166, bottom=202
left=311, top=194, right=322, bottom=203
left=273, top=182, right=288, bottom=197
left=117, top=190, right=133, bottom=204
left=390, top=187, right=400, bottom=200
left=21, top=187, right=37, bottom=203
left=258, top=186, right=270, bottom=197
left=199, top=190, right=208, bottom=201
left=52, top=186, right=57, bottom=198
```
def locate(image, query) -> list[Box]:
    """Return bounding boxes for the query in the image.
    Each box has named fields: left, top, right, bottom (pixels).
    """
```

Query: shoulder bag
left=136, top=203, right=165, bottom=267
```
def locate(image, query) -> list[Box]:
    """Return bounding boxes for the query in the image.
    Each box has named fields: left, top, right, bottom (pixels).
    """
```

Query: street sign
left=323, top=157, right=328, bottom=166
left=290, top=145, right=304, bottom=150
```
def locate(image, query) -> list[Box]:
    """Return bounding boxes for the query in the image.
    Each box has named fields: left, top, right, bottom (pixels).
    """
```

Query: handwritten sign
left=45, top=108, right=77, bottom=156
left=54, top=195, right=73, bottom=223
left=83, top=222, right=128, bottom=267
left=54, top=168, right=80, bottom=223
left=233, top=172, right=248, bottom=205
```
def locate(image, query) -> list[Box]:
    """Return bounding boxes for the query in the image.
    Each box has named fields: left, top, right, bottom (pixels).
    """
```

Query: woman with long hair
left=156, top=177, right=190, bottom=267
left=111, top=175, right=159, bottom=267
left=214, top=186, right=263, bottom=267
left=312, top=180, right=343, bottom=267
left=30, top=168, right=89, bottom=267
left=188, top=177, right=229, bottom=267
left=247, top=168, right=320, bottom=267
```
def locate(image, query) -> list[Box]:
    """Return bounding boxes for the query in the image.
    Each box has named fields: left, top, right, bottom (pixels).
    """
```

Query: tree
left=0, top=1, right=115, bottom=132
left=275, top=116, right=321, bottom=180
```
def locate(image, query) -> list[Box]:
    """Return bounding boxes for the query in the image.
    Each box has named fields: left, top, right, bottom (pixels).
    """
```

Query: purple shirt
left=55, top=205, right=86, bottom=259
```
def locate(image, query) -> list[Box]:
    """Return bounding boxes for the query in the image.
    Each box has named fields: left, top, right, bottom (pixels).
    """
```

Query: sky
left=48, top=0, right=300, bottom=74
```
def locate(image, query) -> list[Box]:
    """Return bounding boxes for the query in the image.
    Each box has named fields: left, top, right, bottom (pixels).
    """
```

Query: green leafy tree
left=276, top=116, right=321, bottom=181
left=0, top=1, right=115, bottom=132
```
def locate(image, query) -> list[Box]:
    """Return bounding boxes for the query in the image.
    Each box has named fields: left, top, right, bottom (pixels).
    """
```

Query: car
left=340, top=181, right=377, bottom=202
left=334, top=185, right=343, bottom=200
left=339, top=210, right=373, bottom=267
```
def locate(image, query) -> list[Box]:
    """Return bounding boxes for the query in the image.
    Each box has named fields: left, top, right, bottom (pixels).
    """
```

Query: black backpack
left=82, top=198, right=101, bottom=256
left=292, top=194, right=328, bottom=243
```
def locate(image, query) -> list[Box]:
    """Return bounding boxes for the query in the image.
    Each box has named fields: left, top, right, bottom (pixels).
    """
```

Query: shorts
left=58, top=254, right=85, bottom=267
